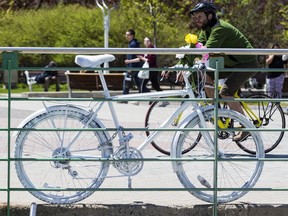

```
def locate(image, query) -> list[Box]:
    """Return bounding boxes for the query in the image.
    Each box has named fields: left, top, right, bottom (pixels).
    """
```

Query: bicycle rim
left=172, top=108, right=264, bottom=203
left=14, top=106, right=111, bottom=204
left=237, top=94, right=285, bottom=154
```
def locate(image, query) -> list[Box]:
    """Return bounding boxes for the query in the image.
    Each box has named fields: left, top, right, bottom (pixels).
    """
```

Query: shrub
left=0, top=5, right=189, bottom=68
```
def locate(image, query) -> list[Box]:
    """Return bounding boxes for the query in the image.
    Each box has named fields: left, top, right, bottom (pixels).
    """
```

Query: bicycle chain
left=71, top=131, right=117, bottom=153
left=70, top=126, right=130, bottom=153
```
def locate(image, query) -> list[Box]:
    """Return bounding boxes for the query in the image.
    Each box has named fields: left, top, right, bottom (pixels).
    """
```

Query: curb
left=2, top=203, right=288, bottom=216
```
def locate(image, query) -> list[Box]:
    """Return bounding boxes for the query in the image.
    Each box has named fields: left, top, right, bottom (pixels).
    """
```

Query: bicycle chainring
left=113, top=146, right=143, bottom=176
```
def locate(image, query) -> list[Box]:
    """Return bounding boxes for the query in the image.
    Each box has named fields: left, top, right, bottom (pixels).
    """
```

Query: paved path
left=1, top=93, right=288, bottom=208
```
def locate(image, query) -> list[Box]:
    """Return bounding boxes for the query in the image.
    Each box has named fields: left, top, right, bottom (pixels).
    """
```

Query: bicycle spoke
left=15, top=106, right=111, bottom=204
left=237, top=94, right=285, bottom=154
left=173, top=108, right=264, bottom=203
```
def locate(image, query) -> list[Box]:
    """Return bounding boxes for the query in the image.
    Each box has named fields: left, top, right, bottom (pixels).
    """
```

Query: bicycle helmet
left=189, top=2, right=217, bottom=15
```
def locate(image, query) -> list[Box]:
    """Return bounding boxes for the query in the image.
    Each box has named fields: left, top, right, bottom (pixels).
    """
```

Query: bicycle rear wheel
left=172, top=108, right=264, bottom=203
left=14, top=105, right=111, bottom=204
left=145, top=100, right=200, bottom=155
left=236, top=93, right=285, bottom=154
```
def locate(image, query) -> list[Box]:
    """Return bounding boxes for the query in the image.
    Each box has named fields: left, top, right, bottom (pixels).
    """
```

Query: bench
left=65, top=71, right=124, bottom=98
left=24, top=70, right=66, bottom=92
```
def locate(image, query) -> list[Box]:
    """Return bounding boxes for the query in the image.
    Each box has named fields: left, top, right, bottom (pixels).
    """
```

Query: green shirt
left=198, top=20, right=257, bottom=67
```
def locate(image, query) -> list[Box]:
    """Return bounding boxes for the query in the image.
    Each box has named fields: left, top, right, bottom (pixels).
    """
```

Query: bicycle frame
left=216, top=86, right=263, bottom=128
left=14, top=68, right=215, bottom=156
left=238, top=96, right=262, bottom=127
left=96, top=68, right=215, bottom=153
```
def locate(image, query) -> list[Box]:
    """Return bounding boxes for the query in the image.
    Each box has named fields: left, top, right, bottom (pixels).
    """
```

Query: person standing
left=265, top=43, right=287, bottom=98
left=125, top=37, right=166, bottom=106
left=138, top=37, right=162, bottom=93
left=122, top=29, right=142, bottom=97
left=126, top=37, right=162, bottom=93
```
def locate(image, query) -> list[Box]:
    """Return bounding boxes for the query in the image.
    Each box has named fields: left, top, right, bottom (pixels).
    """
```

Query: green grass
left=0, top=83, right=68, bottom=93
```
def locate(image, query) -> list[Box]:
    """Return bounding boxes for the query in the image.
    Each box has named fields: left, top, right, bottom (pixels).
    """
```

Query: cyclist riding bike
left=189, top=2, right=259, bottom=141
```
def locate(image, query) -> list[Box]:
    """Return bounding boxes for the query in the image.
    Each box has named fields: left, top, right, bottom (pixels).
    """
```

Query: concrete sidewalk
left=19, top=88, right=288, bottom=99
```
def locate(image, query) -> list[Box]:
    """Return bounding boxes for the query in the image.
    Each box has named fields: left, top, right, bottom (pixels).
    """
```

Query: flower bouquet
left=176, top=33, right=209, bottom=67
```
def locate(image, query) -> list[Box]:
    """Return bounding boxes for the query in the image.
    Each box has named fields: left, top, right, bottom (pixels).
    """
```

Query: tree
left=118, top=0, right=198, bottom=47
left=0, top=0, right=287, bottom=67
left=0, top=0, right=120, bottom=10
left=214, top=0, right=287, bottom=48
left=279, top=3, right=288, bottom=45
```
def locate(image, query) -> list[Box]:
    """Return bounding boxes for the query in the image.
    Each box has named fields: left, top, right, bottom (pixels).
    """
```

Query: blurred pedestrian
left=122, top=29, right=142, bottom=98
left=138, top=37, right=162, bottom=93
left=265, top=43, right=287, bottom=98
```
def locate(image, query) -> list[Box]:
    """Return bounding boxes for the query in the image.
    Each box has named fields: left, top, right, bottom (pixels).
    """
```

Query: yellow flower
left=185, top=33, right=198, bottom=45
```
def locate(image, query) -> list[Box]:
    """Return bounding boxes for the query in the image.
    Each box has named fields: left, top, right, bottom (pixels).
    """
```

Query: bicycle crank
left=113, top=146, right=143, bottom=176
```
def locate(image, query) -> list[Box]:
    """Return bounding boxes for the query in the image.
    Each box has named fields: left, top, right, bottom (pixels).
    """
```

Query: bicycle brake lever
left=193, top=62, right=215, bottom=72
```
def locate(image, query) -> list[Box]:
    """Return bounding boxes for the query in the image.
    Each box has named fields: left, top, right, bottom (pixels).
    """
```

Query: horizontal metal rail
left=1, top=48, right=288, bottom=216
left=0, top=47, right=287, bottom=55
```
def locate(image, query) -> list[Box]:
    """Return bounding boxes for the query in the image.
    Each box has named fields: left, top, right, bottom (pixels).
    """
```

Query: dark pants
left=44, top=76, right=60, bottom=92
left=141, top=71, right=162, bottom=93
left=123, top=71, right=142, bottom=94
left=207, top=60, right=258, bottom=96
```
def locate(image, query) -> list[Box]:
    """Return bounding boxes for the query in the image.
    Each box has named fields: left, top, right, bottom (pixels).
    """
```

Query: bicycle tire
left=14, top=105, right=112, bottom=204
left=172, top=107, right=264, bottom=203
left=236, top=93, right=285, bottom=154
left=145, top=100, right=201, bottom=155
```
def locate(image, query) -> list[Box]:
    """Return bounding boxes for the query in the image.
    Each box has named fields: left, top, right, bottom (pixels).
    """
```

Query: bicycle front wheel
left=172, top=108, right=264, bottom=203
left=237, top=93, right=285, bottom=154
left=145, top=100, right=200, bottom=155
left=14, top=105, right=111, bottom=204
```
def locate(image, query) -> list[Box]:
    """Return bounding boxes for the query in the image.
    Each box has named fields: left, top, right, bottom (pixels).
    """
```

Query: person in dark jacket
left=25, top=61, right=60, bottom=92
left=125, top=37, right=165, bottom=105
left=126, top=37, right=162, bottom=93
left=123, top=29, right=142, bottom=95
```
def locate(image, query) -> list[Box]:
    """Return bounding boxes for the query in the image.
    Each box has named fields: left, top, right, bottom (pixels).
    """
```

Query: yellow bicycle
left=145, top=79, right=285, bottom=155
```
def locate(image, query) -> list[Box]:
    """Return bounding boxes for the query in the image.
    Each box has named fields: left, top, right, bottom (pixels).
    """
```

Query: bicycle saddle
left=75, top=54, right=115, bottom=68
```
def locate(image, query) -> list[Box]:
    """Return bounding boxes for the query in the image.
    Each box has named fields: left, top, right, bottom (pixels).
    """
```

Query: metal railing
left=1, top=47, right=288, bottom=216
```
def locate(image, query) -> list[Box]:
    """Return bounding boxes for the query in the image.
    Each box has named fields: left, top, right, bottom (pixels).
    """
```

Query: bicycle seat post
left=96, top=64, right=124, bottom=135
left=74, top=54, right=124, bottom=135
left=97, top=68, right=111, bottom=99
